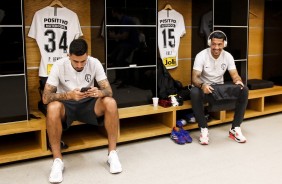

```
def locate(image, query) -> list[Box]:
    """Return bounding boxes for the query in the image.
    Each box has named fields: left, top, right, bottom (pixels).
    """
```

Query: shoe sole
left=229, top=132, right=246, bottom=143
left=199, top=141, right=209, bottom=145
left=171, top=138, right=186, bottom=145
left=49, top=175, right=63, bottom=183
left=49, top=179, right=63, bottom=184
left=179, top=135, right=192, bottom=143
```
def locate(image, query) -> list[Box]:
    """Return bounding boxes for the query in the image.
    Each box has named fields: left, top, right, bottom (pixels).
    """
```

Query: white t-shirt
left=28, top=6, right=83, bottom=77
left=47, top=56, right=107, bottom=93
left=158, top=9, right=186, bottom=69
left=193, top=48, right=236, bottom=85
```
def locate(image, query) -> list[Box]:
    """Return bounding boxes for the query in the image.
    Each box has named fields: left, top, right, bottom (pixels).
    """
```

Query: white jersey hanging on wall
left=158, top=9, right=186, bottom=69
left=28, top=6, right=83, bottom=77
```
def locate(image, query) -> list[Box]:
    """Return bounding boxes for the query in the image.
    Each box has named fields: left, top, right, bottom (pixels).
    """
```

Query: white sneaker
left=229, top=127, right=247, bottom=143
left=107, top=150, right=122, bottom=174
left=49, top=158, right=64, bottom=183
left=199, top=128, right=209, bottom=145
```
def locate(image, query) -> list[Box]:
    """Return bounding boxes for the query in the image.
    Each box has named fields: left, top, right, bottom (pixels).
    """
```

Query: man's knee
left=47, top=101, right=64, bottom=115
left=240, top=86, right=249, bottom=99
left=95, top=97, right=117, bottom=117
left=190, top=87, right=202, bottom=100
left=102, top=97, right=117, bottom=108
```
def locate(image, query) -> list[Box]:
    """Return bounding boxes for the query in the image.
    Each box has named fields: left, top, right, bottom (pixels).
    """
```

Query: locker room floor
left=1, top=113, right=282, bottom=184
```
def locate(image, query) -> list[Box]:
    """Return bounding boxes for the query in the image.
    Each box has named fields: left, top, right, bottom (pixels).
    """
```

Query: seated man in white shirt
left=190, top=30, right=248, bottom=145
left=43, top=38, right=122, bottom=183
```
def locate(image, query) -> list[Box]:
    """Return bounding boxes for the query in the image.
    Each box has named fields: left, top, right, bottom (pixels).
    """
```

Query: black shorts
left=61, top=97, right=104, bottom=130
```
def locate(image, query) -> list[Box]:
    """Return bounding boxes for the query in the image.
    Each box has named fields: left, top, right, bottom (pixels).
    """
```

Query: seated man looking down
left=190, top=30, right=249, bottom=145
left=43, top=38, right=122, bottom=183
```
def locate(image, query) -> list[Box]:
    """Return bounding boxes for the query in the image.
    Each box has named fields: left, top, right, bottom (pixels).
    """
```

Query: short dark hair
left=209, top=31, right=226, bottom=41
left=69, top=38, right=88, bottom=56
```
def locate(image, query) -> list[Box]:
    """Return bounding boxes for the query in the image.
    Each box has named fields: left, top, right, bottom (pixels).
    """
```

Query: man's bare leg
left=46, top=101, right=65, bottom=182
left=46, top=101, right=65, bottom=159
left=95, top=97, right=122, bottom=174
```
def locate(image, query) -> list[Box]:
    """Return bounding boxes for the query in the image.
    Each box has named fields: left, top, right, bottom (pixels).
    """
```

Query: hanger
left=164, top=4, right=173, bottom=10
left=49, top=0, right=64, bottom=8
left=249, top=10, right=257, bottom=18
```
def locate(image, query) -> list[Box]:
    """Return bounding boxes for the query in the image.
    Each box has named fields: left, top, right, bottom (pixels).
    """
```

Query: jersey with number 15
left=158, top=9, right=186, bottom=69
left=28, top=7, right=83, bottom=77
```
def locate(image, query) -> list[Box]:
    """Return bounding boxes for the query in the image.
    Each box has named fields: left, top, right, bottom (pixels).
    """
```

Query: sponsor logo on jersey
left=44, top=18, right=68, bottom=30
left=163, top=57, right=176, bottom=68
left=44, top=18, right=68, bottom=25
left=159, top=19, right=177, bottom=28
left=159, top=19, right=176, bottom=23
left=47, top=64, right=53, bottom=75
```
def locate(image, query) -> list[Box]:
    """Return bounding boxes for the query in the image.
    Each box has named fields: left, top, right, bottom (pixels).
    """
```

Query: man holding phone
left=43, top=39, right=122, bottom=183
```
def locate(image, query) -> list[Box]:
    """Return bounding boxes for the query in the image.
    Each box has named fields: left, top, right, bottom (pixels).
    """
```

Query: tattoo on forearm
left=43, top=84, right=69, bottom=104
left=98, top=79, right=107, bottom=89
left=98, top=79, right=113, bottom=97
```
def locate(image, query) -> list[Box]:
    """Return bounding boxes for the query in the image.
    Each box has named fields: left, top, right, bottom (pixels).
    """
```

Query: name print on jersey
left=158, top=9, right=186, bottom=69
left=28, top=6, right=83, bottom=77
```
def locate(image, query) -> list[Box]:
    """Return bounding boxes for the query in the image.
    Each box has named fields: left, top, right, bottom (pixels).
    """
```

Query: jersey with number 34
left=28, top=7, right=83, bottom=77
left=158, top=9, right=185, bottom=69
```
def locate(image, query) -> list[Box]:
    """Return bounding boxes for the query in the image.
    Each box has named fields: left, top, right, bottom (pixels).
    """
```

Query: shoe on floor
left=175, top=127, right=193, bottom=143
left=107, top=150, right=122, bottom=174
left=49, top=158, right=64, bottom=183
left=171, top=127, right=186, bottom=145
left=199, top=127, right=209, bottom=145
left=229, top=127, right=247, bottom=143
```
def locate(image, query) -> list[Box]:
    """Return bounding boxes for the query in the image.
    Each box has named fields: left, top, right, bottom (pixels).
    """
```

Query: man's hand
left=235, top=80, right=244, bottom=89
left=70, top=88, right=88, bottom=101
left=84, top=87, right=101, bottom=98
left=79, top=79, right=113, bottom=99
left=202, top=84, right=214, bottom=94
left=229, top=69, right=244, bottom=89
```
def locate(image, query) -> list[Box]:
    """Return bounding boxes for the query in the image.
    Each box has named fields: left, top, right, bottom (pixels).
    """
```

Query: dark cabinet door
left=263, top=0, right=282, bottom=84
left=214, top=0, right=248, bottom=26
left=0, top=76, right=28, bottom=123
left=105, top=0, right=157, bottom=108
left=0, top=27, right=25, bottom=75
left=192, top=0, right=249, bottom=84
left=214, top=0, right=249, bottom=84
left=0, top=0, right=29, bottom=123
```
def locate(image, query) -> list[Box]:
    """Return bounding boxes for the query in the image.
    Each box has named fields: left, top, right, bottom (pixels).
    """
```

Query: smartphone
left=80, top=87, right=91, bottom=92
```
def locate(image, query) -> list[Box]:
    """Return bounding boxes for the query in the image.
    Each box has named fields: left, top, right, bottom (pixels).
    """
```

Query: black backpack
left=157, top=58, right=178, bottom=99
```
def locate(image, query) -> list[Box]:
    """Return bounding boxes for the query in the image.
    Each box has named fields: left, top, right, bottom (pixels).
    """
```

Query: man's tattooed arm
left=97, top=79, right=113, bottom=97
left=42, top=83, right=70, bottom=104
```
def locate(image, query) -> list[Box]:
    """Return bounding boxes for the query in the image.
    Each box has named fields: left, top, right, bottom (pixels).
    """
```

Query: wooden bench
left=1, top=86, right=282, bottom=164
